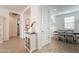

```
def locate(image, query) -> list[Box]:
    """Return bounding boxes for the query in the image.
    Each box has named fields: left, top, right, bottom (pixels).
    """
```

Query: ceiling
left=50, top=5, right=79, bottom=15
left=0, top=5, right=79, bottom=15
left=0, top=5, right=27, bottom=13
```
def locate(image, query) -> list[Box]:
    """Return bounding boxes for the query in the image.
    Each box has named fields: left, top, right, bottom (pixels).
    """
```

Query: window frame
left=64, top=16, right=75, bottom=30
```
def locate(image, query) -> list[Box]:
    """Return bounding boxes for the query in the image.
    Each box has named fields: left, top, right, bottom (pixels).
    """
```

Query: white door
left=41, top=6, right=49, bottom=47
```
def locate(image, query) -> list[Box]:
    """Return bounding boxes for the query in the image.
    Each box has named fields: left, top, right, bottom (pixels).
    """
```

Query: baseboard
left=9, top=36, right=20, bottom=39
left=0, top=40, right=3, bottom=43
left=4, top=39, right=9, bottom=41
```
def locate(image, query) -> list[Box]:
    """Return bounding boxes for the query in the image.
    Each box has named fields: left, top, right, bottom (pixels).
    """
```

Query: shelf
left=24, top=45, right=30, bottom=52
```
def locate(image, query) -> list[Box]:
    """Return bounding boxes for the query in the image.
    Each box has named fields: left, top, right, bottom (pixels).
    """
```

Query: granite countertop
left=25, top=32, right=37, bottom=35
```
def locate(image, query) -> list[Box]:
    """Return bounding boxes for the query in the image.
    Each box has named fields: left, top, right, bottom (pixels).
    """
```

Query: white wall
left=30, top=6, right=41, bottom=34
left=55, top=15, right=64, bottom=30
left=48, top=9, right=56, bottom=38
left=0, top=8, right=9, bottom=42
left=20, top=6, right=31, bottom=38
left=55, top=10, right=79, bottom=32
left=19, top=14, right=25, bottom=38
left=30, top=6, right=41, bottom=49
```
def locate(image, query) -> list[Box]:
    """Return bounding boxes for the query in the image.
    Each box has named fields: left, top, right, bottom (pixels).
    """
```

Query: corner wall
left=0, top=8, right=9, bottom=42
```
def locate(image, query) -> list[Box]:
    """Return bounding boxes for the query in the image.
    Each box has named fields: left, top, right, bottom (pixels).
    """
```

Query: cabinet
left=24, top=33, right=37, bottom=52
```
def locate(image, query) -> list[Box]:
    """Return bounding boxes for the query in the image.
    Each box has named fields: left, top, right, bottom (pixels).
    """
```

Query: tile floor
left=35, top=38, right=79, bottom=53
left=0, top=37, right=26, bottom=53
left=0, top=36, right=79, bottom=53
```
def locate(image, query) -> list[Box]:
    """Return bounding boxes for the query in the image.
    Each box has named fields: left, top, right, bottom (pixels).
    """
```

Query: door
left=9, top=14, right=18, bottom=37
left=41, top=6, right=49, bottom=47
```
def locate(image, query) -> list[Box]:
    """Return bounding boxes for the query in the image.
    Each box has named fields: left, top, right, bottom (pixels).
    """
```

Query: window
left=64, top=16, right=75, bottom=30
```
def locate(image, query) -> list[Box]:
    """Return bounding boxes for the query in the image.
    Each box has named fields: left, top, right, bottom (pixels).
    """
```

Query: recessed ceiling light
left=53, top=9, right=57, bottom=11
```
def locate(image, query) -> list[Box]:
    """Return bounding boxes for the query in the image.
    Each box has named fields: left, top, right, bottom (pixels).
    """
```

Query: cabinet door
left=30, top=34, right=37, bottom=52
left=0, top=16, right=4, bottom=41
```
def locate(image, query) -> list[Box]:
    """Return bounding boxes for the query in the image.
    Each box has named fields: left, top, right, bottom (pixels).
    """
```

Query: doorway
left=9, top=12, right=20, bottom=38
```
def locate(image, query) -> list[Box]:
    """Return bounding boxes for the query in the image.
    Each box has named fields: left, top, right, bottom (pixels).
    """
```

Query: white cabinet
left=24, top=33, right=37, bottom=52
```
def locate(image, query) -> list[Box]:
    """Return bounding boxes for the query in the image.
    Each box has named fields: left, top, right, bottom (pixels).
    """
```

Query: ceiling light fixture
left=53, top=9, right=57, bottom=11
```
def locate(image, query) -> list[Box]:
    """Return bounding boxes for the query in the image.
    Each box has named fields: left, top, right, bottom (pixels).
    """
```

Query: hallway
left=0, top=37, right=26, bottom=53
left=35, top=38, right=79, bottom=53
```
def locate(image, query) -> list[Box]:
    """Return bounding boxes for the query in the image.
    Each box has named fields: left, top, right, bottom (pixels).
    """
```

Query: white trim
left=9, top=10, right=21, bottom=15
left=21, top=5, right=30, bottom=14
left=54, top=8, right=79, bottom=16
